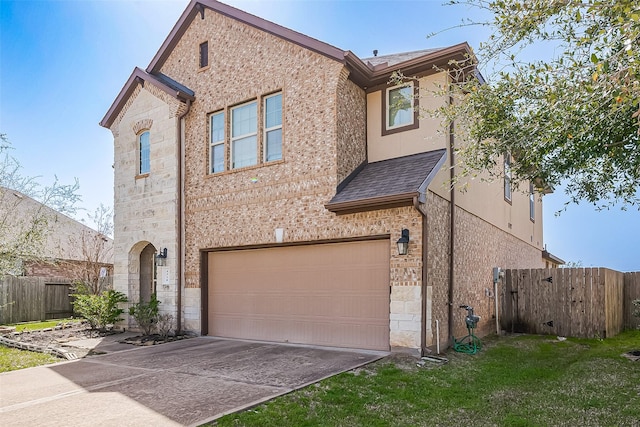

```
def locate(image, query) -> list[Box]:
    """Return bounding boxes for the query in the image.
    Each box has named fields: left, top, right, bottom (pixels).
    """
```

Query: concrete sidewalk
left=0, top=337, right=385, bottom=426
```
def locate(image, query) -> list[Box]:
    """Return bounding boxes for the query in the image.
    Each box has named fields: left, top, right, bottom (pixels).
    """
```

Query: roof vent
left=373, top=49, right=378, bottom=57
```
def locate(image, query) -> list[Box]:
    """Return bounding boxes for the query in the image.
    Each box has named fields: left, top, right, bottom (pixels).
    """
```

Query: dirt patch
left=623, top=350, right=640, bottom=362
left=2, top=321, right=112, bottom=348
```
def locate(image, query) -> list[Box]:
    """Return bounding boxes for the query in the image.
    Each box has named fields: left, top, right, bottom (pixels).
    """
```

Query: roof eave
left=147, top=0, right=346, bottom=74
left=325, top=192, right=417, bottom=215
left=100, top=68, right=194, bottom=129
left=346, top=42, right=477, bottom=89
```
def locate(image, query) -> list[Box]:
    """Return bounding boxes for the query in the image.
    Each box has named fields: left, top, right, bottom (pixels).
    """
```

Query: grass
left=214, top=331, right=640, bottom=427
left=4, top=318, right=82, bottom=333
left=0, top=346, right=60, bottom=373
left=0, top=318, right=81, bottom=372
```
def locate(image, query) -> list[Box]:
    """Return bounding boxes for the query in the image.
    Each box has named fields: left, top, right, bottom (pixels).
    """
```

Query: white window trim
left=504, top=153, right=512, bottom=202
left=263, top=92, right=283, bottom=163
left=230, top=100, right=258, bottom=170
left=209, top=111, right=225, bottom=174
left=385, top=82, right=415, bottom=131
left=529, top=182, right=535, bottom=222
left=139, top=130, right=150, bottom=175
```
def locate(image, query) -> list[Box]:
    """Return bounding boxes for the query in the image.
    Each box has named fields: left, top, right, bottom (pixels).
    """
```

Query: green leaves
left=443, top=0, right=640, bottom=208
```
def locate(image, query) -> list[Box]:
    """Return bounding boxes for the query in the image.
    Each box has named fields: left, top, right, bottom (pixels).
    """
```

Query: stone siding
left=111, top=85, right=182, bottom=321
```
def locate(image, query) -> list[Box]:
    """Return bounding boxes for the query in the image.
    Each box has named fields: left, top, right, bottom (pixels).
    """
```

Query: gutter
left=176, top=99, right=192, bottom=333
left=413, top=196, right=428, bottom=357
left=447, top=89, right=455, bottom=347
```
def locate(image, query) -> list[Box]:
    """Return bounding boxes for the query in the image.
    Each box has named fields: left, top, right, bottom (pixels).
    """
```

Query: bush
left=156, top=313, right=175, bottom=340
left=633, top=300, right=640, bottom=326
left=128, top=294, right=160, bottom=335
left=72, top=290, right=127, bottom=331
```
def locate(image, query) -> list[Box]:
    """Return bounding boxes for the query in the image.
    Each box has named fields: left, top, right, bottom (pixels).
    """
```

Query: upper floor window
left=382, top=81, right=419, bottom=135
left=264, top=93, right=282, bottom=162
left=139, top=131, right=150, bottom=175
left=209, top=91, right=283, bottom=174
left=231, top=101, right=258, bottom=169
left=210, top=111, right=225, bottom=173
left=199, top=41, right=209, bottom=68
left=529, top=182, right=535, bottom=222
left=504, top=153, right=512, bottom=203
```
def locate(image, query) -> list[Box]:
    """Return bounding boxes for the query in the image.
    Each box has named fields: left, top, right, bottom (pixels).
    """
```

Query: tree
left=0, top=134, right=81, bottom=276
left=439, top=0, right=640, bottom=208
left=66, top=204, right=114, bottom=295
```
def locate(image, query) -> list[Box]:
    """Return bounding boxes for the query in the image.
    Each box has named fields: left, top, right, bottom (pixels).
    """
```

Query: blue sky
left=1, top=0, right=638, bottom=271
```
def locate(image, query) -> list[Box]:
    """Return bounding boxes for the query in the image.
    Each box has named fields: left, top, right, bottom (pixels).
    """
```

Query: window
left=139, top=131, right=150, bottom=175
left=529, top=183, right=535, bottom=221
left=264, top=93, right=282, bottom=162
left=382, top=81, right=419, bottom=135
left=210, top=112, right=225, bottom=173
left=231, top=101, right=258, bottom=169
left=199, top=41, right=208, bottom=68
left=209, top=91, right=283, bottom=174
left=504, top=153, right=512, bottom=202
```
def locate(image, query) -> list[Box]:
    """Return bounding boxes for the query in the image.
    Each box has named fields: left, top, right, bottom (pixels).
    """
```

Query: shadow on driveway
left=0, top=337, right=385, bottom=426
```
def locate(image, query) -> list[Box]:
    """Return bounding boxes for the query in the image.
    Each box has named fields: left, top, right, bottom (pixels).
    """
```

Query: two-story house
left=100, top=0, right=549, bottom=354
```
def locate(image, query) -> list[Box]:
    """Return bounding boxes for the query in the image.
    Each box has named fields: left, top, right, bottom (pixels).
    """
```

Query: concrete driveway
left=0, top=337, right=385, bottom=426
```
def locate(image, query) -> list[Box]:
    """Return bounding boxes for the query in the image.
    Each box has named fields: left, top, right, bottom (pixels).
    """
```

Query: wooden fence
left=500, top=268, right=638, bottom=339
left=624, top=271, right=640, bottom=331
left=0, top=276, right=113, bottom=324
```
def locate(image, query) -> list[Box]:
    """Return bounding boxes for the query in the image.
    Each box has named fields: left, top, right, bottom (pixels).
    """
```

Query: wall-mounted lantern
left=396, top=229, right=410, bottom=256
left=155, top=247, right=168, bottom=266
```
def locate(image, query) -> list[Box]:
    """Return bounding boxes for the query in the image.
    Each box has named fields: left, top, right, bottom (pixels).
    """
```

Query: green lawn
left=215, top=331, right=640, bottom=427
left=0, top=346, right=60, bottom=373
left=0, top=318, right=81, bottom=372
left=5, top=318, right=82, bottom=332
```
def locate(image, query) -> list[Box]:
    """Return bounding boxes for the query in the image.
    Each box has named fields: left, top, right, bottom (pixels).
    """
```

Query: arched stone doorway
left=139, top=244, right=156, bottom=303
left=128, top=241, right=157, bottom=304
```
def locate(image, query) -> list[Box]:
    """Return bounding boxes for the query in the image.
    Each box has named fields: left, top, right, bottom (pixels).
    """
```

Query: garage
left=206, top=239, right=390, bottom=351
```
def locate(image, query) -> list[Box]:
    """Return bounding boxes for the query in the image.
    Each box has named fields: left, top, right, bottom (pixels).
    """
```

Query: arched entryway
left=128, top=241, right=157, bottom=304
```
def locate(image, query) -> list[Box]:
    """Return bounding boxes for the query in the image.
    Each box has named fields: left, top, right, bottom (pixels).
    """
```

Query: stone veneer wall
left=110, top=85, right=184, bottom=324
left=426, top=190, right=545, bottom=345
left=156, top=8, right=428, bottom=348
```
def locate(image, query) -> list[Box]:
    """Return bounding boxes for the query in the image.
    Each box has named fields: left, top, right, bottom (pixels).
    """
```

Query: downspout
left=447, top=89, right=455, bottom=347
left=176, top=99, right=191, bottom=334
left=413, top=196, right=428, bottom=357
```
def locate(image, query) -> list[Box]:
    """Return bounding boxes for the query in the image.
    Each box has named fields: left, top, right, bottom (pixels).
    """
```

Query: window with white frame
left=504, top=153, right=512, bottom=202
left=210, top=111, right=225, bottom=173
left=139, top=131, right=150, bottom=175
left=264, top=93, right=282, bottom=162
left=529, top=182, right=535, bottom=221
left=231, top=101, right=258, bottom=169
left=386, top=82, right=415, bottom=130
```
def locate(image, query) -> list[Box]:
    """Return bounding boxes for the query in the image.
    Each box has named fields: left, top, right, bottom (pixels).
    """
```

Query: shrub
left=128, top=293, right=160, bottom=335
left=72, top=290, right=127, bottom=332
left=156, top=313, right=175, bottom=340
left=633, top=300, right=640, bottom=327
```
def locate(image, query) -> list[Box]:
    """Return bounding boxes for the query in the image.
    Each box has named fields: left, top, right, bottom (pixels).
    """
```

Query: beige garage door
left=207, top=240, right=390, bottom=351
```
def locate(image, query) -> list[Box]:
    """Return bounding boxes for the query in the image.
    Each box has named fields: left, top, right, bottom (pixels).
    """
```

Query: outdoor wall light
left=396, top=229, right=410, bottom=256
left=155, top=248, right=168, bottom=266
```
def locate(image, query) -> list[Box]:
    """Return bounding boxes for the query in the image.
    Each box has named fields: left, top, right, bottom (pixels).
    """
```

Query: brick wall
left=155, top=8, right=429, bottom=348
left=426, top=190, right=544, bottom=345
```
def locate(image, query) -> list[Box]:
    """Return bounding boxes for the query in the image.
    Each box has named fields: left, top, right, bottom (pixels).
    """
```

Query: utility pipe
left=176, top=99, right=192, bottom=333
left=436, top=319, right=440, bottom=355
left=447, top=89, right=455, bottom=346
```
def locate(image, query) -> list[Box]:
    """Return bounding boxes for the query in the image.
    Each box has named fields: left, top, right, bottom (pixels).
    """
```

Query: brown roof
left=100, top=0, right=477, bottom=129
left=326, top=149, right=447, bottom=214
left=99, top=68, right=195, bottom=128
left=362, top=48, right=443, bottom=68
